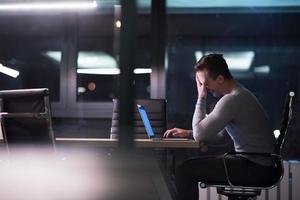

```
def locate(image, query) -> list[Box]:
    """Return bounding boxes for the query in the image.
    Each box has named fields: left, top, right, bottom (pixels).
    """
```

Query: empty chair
left=110, top=99, right=166, bottom=139
left=0, top=88, right=55, bottom=147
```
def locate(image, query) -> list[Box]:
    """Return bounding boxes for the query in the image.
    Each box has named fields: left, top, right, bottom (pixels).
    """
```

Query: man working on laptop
left=164, top=53, right=278, bottom=200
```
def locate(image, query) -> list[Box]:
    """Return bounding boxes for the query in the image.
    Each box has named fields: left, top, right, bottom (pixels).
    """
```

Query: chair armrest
left=225, top=151, right=282, bottom=158
left=0, top=112, right=48, bottom=119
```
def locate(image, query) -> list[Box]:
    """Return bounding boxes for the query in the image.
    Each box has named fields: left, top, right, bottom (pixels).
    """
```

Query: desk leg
left=148, top=150, right=174, bottom=200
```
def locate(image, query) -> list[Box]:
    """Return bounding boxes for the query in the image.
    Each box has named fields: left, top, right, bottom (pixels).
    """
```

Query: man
left=164, top=53, right=279, bottom=200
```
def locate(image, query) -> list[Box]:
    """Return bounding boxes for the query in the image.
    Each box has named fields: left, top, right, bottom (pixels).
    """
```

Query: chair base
left=217, top=187, right=261, bottom=200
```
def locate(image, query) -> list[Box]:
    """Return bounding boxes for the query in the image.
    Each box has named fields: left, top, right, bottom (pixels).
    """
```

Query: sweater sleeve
left=192, top=98, right=206, bottom=139
left=192, top=95, right=237, bottom=142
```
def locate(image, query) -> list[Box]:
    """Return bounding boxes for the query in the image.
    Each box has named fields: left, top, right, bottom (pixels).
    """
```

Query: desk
left=0, top=137, right=199, bottom=200
left=55, top=137, right=200, bottom=200
left=55, top=138, right=200, bottom=148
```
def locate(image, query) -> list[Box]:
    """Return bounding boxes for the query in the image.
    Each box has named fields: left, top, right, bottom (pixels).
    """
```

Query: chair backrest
left=0, top=88, right=55, bottom=147
left=273, top=91, right=295, bottom=155
left=111, top=99, right=166, bottom=139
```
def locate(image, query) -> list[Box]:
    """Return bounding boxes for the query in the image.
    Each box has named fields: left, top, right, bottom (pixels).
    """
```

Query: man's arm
left=192, top=97, right=207, bottom=136
left=192, top=95, right=237, bottom=142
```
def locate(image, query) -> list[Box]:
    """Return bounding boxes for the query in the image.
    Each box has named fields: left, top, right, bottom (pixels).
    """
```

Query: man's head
left=194, top=53, right=233, bottom=97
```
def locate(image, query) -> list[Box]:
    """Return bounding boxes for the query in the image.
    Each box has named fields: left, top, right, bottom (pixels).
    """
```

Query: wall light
left=0, top=63, right=19, bottom=78
left=0, top=1, right=97, bottom=11
left=273, top=129, right=280, bottom=138
left=115, top=20, right=121, bottom=28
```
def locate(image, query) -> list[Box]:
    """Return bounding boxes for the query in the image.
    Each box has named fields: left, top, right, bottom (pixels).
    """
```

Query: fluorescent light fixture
left=45, top=51, right=151, bottom=75
left=78, top=87, right=86, bottom=93
left=133, top=68, right=152, bottom=74
left=77, top=68, right=152, bottom=75
left=254, top=65, right=270, bottom=74
left=0, top=1, right=97, bottom=11
left=273, top=129, right=280, bottom=139
left=44, top=51, right=62, bottom=63
left=195, top=51, right=254, bottom=71
left=78, top=51, right=118, bottom=69
left=77, top=68, right=120, bottom=75
left=0, top=63, right=19, bottom=78
left=167, top=0, right=300, bottom=8
left=195, top=51, right=203, bottom=62
left=44, top=51, right=117, bottom=69
left=217, top=51, right=254, bottom=71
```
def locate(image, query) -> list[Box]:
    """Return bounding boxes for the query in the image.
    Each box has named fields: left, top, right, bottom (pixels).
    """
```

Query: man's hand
left=163, top=128, right=191, bottom=138
left=164, top=128, right=209, bottom=152
left=196, top=72, right=207, bottom=99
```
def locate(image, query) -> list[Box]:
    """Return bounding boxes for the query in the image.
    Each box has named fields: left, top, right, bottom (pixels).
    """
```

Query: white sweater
left=192, top=83, right=276, bottom=165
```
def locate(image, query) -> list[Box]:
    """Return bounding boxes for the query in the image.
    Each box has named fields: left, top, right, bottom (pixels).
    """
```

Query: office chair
left=199, top=91, right=295, bottom=200
left=110, top=99, right=166, bottom=139
left=0, top=88, right=55, bottom=148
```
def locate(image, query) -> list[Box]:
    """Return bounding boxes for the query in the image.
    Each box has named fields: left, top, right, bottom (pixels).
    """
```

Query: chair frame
left=0, top=88, right=55, bottom=148
left=199, top=91, right=295, bottom=200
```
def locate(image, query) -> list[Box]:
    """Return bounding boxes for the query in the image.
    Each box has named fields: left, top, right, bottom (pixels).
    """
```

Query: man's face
left=196, top=69, right=223, bottom=97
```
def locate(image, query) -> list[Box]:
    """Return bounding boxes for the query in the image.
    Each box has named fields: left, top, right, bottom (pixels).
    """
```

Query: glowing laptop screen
left=137, top=104, right=155, bottom=138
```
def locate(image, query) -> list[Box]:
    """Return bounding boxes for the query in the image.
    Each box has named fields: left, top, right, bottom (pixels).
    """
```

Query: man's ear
left=216, top=75, right=225, bottom=84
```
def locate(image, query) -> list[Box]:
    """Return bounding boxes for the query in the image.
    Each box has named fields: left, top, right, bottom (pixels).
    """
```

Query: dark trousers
left=175, top=155, right=280, bottom=200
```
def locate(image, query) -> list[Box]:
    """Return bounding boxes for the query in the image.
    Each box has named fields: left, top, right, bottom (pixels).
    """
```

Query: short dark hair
left=194, top=53, right=233, bottom=80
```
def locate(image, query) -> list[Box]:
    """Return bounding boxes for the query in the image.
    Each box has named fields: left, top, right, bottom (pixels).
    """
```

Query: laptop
left=137, top=104, right=189, bottom=141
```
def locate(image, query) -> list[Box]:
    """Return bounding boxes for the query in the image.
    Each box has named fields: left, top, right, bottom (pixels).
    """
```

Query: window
left=166, top=12, right=300, bottom=130
left=0, top=38, right=62, bottom=102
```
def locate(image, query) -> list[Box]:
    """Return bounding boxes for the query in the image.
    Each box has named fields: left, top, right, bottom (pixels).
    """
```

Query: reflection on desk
left=0, top=137, right=198, bottom=200
left=55, top=138, right=200, bottom=148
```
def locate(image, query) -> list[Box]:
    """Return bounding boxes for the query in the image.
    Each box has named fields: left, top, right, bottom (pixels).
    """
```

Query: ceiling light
left=43, top=51, right=61, bottom=63
left=77, top=51, right=117, bottom=69
left=45, top=51, right=152, bottom=75
left=0, top=1, right=97, bottom=11
left=195, top=51, right=203, bottom=62
left=133, top=68, right=152, bottom=74
left=0, top=64, right=19, bottom=78
left=77, top=68, right=152, bottom=75
left=167, top=1, right=300, bottom=8
left=216, top=51, right=254, bottom=71
left=44, top=51, right=117, bottom=69
left=195, top=51, right=254, bottom=71
left=78, top=87, right=86, bottom=93
left=77, top=68, right=120, bottom=75
left=254, top=65, right=270, bottom=74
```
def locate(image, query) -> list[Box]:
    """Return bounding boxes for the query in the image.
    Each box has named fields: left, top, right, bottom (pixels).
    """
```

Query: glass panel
left=0, top=38, right=62, bottom=102
left=76, top=37, right=117, bottom=102
left=76, top=49, right=151, bottom=101
left=166, top=11, right=300, bottom=134
left=134, top=36, right=151, bottom=99
left=77, top=13, right=151, bottom=102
